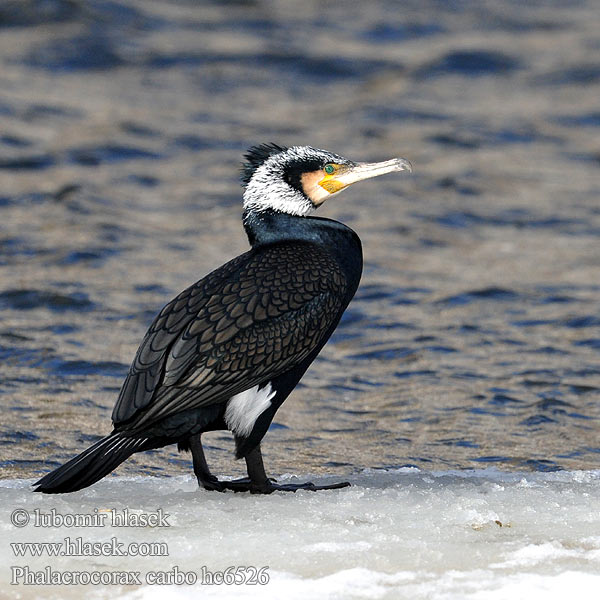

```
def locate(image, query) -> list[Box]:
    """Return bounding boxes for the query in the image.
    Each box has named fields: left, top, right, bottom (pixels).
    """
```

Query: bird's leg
left=189, top=434, right=255, bottom=491
left=189, top=434, right=224, bottom=492
left=221, top=444, right=351, bottom=494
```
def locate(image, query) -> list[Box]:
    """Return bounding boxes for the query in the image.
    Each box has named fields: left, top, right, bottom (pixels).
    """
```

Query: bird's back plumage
left=112, top=240, right=350, bottom=429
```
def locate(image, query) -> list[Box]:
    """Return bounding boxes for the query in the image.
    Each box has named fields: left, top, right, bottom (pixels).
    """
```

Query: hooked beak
left=319, top=158, right=412, bottom=195
left=339, top=158, right=412, bottom=185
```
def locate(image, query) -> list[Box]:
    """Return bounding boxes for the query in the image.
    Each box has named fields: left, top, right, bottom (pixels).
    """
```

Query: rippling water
left=1, top=0, right=599, bottom=485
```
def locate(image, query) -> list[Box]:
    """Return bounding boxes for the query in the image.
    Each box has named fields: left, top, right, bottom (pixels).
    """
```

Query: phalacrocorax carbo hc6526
left=35, top=144, right=411, bottom=494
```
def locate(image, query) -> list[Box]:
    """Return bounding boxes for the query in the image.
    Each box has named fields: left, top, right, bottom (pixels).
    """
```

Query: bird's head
left=241, top=144, right=412, bottom=217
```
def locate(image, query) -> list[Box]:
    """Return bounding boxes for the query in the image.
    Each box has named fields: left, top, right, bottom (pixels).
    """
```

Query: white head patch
left=242, top=145, right=344, bottom=217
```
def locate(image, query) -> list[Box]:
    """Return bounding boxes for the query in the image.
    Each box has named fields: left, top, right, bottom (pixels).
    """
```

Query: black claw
left=197, top=473, right=226, bottom=492
left=200, top=479, right=225, bottom=492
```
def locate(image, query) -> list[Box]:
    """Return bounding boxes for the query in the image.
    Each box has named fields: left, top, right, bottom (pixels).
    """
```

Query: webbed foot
left=223, top=478, right=350, bottom=494
left=256, top=480, right=350, bottom=494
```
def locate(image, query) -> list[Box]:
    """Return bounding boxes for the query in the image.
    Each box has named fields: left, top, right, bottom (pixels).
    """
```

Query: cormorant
left=34, top=144, right=411, bottom=494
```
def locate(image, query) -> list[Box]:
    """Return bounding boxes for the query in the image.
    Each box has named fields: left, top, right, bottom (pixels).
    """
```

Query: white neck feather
left=242, top=159, right=314, bottom=217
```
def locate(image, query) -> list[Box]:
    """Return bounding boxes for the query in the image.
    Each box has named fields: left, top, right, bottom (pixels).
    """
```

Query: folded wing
left=112, top=242, right=348, bottom=429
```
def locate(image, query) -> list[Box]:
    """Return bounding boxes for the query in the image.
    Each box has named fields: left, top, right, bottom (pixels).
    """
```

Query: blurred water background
left=0, top=0, right=599, bottom=502
left=2, top=1, right=600, bottom=598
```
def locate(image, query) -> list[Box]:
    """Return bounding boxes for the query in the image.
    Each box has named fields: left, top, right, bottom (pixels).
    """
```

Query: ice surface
left=2, top=469, right=599, bottom=599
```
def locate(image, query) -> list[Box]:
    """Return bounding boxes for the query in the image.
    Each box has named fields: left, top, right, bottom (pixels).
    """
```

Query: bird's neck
left=243, top=208, right=363, bottom=304
left=243, top=208, right=355, bottom=248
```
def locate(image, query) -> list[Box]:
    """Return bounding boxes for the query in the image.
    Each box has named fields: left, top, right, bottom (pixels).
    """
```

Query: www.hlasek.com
left=12, top=537, right=168, bottom=557
left=11, top=565, right=271, bottom=586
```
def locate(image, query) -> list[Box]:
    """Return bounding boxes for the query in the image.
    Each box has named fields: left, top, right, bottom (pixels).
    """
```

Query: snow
left=2, top=468, right=599, bottom=599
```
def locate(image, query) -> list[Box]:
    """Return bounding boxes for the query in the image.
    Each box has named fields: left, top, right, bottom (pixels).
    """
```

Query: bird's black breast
left=112, top=224, right=362, bottom=430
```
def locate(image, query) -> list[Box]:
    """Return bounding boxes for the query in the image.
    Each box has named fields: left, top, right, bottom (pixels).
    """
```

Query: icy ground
left=1, top=468, right=599, bottom=599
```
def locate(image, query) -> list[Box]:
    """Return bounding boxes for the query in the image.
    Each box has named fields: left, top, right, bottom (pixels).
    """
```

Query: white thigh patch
left=225, top=383, right=276, bottom=437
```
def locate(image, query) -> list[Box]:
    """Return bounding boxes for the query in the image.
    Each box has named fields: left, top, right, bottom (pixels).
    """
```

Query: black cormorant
left=35, top=144, right=411, bottom=494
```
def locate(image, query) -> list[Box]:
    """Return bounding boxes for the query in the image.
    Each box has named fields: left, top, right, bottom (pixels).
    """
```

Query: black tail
left=34, top=433, right=148, bottom=494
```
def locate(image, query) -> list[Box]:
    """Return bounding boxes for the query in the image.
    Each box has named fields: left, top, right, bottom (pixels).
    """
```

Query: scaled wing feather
left=112, top=243, right=347, bottom=428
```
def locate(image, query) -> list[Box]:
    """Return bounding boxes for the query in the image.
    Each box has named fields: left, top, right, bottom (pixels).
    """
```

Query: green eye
left=324, top=164, right=336, bottom=175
